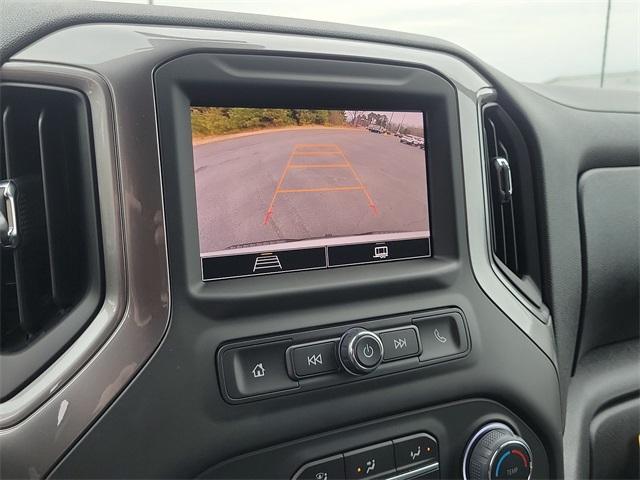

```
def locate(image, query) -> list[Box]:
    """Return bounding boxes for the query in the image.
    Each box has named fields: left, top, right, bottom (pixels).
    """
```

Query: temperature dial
left=339, top=328, right=384, bottom=375
left=463, top=423, right=532, bottom=480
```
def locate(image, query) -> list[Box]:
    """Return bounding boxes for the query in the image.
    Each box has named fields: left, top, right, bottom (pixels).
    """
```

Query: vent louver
left=482, top=103, right=543, bottom=307
left=0, top=84, right=103, bottom=400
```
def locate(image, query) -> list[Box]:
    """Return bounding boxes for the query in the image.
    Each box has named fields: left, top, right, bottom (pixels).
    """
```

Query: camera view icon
left=253, top=254, right=282, bottom=272
left=373, top=245, right=389, bottom=259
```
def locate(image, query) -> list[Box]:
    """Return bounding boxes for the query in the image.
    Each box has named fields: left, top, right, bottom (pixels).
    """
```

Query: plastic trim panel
left=0, top=64, right=125, bottom=427
left=0, top=62, right=171, bottom=478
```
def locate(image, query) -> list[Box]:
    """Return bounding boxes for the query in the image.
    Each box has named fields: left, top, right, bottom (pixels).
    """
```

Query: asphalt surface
left=193, top=128, right=430, bottom=254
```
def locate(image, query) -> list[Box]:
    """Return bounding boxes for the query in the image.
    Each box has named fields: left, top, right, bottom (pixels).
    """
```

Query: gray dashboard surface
left=2, top=0, right=638, bottom=116
left=577, top=167, right=640, bottom=359
left=2, top=3, right=638, bottom=408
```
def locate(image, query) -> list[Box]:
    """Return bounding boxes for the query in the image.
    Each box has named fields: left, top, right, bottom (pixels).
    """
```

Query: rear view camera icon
left=253, top=254, right=282, bottom=272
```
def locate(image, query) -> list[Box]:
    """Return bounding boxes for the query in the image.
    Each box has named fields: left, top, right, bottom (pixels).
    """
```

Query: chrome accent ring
left=340, top=329, right=384, bottom=375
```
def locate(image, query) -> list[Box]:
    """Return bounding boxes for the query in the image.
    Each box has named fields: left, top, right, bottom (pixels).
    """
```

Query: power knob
left=338, top=327, right=384, bottom=375
left=463, top=423, right=533, bottom=480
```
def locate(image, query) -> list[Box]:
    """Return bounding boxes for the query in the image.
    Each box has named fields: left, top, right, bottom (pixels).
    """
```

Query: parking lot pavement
left=193, top=128, right=429, bottom=254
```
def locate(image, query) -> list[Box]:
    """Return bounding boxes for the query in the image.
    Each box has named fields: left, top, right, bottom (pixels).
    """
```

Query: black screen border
left=154, top=52, right=462, bottom=301
left=190, top=106, right=432, bottom=280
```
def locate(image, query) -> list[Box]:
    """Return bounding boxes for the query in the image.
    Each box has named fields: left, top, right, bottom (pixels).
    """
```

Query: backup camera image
left=191, top=107, right=430, bottom=273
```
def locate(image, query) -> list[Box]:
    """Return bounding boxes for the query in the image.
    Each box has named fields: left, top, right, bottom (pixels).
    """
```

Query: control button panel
left=220, top=341, right=299, bottom=399
left=217, top=308, right=469, bottom=403
left=344, top=441, right=395, bottom=479
left=293, top=433, right=439, bottom=480
left=290, top=342, right=340, bottom=378
left=379, top=327, right=421, bottom=361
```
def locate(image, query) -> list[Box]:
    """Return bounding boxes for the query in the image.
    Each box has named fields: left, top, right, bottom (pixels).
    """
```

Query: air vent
left=0, top=84, right=103, bottom=400
left=482, top=103, right=543, bottom=307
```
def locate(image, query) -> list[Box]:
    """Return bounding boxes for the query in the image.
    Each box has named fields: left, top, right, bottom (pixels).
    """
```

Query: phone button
left=414, top=313, right=468, bottom=362
left=344, top=441, right=395, bottom=479
left=393, top=433, right=439, bottom=471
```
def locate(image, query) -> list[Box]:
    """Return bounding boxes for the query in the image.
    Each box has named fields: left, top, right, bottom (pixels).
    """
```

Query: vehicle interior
left=0, top=1, right=638, bottom=479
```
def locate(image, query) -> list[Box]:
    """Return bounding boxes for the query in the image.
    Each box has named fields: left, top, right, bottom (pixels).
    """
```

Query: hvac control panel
left=293, top=433, right=439, bottom=480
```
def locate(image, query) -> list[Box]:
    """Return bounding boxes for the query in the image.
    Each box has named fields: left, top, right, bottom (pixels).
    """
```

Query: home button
left=221, top=340, right=299, bottom=399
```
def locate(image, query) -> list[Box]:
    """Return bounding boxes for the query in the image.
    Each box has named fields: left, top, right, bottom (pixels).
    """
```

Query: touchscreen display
left=191, top=108, right=431, bottom=280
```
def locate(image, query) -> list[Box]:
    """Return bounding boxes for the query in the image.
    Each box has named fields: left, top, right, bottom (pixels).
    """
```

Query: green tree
left=191, top=107, right=350, bottom=137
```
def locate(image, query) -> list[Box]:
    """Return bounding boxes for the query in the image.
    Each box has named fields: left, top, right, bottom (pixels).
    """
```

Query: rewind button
left=290, top=341, right=339, bottom=378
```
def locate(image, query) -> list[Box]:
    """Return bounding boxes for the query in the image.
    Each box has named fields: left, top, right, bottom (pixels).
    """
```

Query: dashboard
left=0, top=3, right=638, bottom=480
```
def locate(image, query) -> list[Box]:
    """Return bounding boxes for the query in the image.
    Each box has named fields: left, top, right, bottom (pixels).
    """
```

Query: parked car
left=400, top=134, right=416, bottom=145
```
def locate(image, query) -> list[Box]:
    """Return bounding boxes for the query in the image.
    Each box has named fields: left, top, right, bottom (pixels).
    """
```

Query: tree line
left=191, top=107, right=347, bottom=137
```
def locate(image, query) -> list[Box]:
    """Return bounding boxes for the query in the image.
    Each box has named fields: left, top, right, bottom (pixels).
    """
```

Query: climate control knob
left=339, top=328, right=384, bottom=375
left=463, top=423, right=532, bottom=480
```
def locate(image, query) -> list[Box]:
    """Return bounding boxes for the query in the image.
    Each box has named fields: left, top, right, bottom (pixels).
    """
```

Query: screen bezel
left=189, top=106, right=433, bottom=281
left=154, top=52, right=462, bottom=302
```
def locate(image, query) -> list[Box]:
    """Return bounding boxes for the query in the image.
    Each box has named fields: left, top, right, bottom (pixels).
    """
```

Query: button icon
left=365, top=459, right=376, bottom=474
left=394, top=337, right=407, bottom=350
left=345, top=441, right=395, bottom=479
left=351, top=333, right=384, bottom=370
left=362, top=343, right=375, bottom=358
left=410, top=446, right=421, bottom=460
left=253, top=254, right=282, bottom=272
left=315, top=473, right=328, bottom=480
left=307, top=353, right=323, bottom=366
left=251, top=363, right=266, bottom=378
left=373, top=245, right=388, bottom=259
left=433, top=328, right=447, bottom=343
